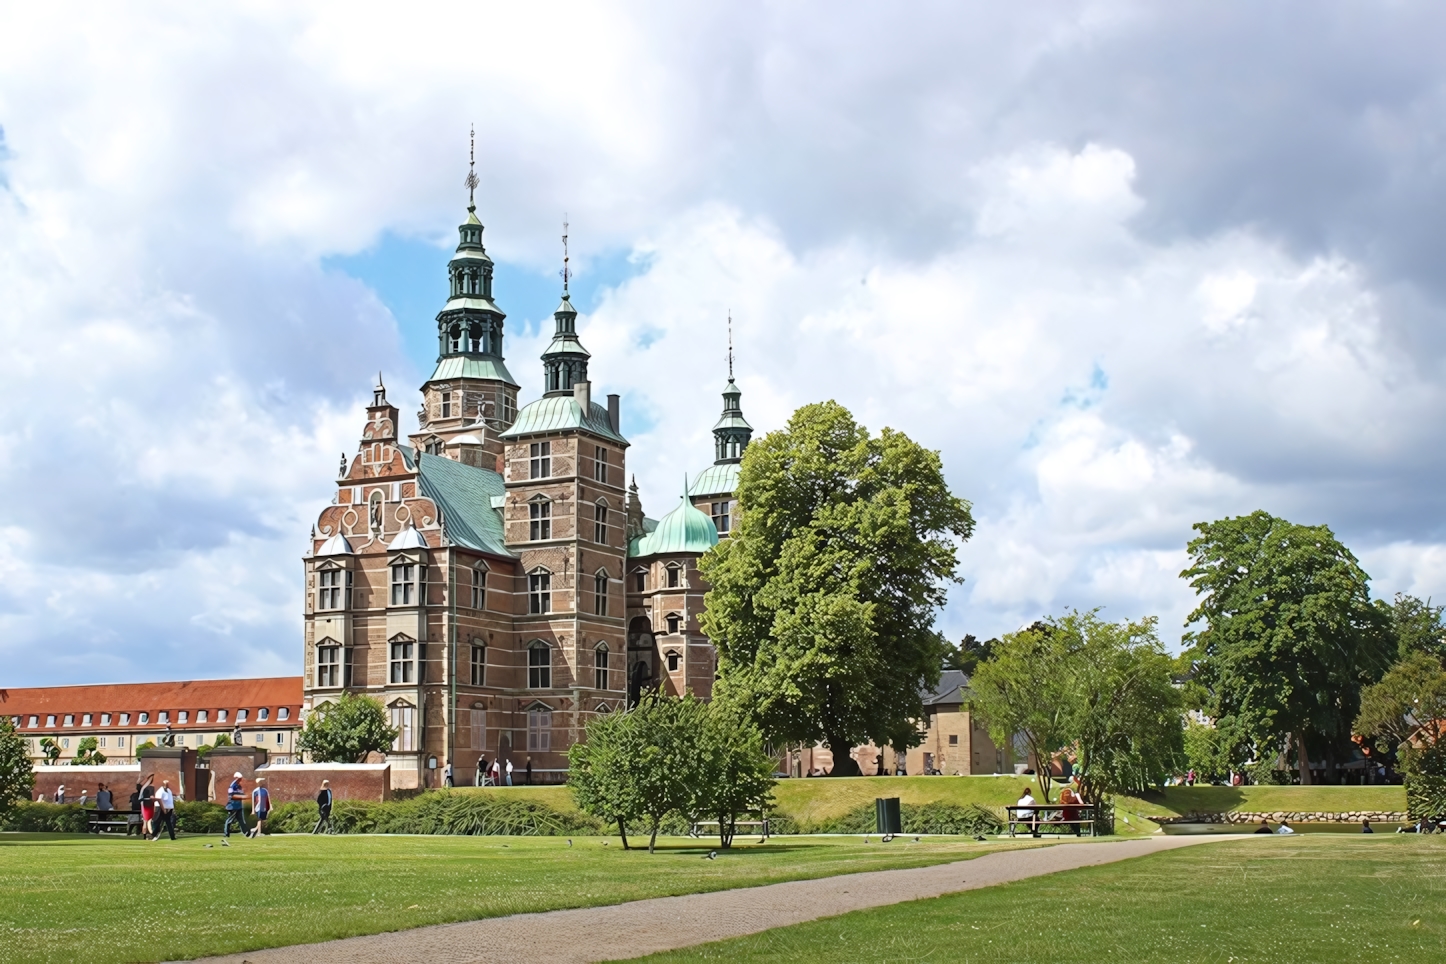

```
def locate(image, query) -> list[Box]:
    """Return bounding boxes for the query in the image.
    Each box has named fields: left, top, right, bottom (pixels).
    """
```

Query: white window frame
left=594, top=501, right=608, bottom=545
left=594, top=569, right=609, bottom=616
left=529, top=570, right=552, bottom=614
left=528, top=643, right=552, bottom=689
left=529, top=498, right=552, bottom=541
left=470, top=642, right=486, bottom=687
left=389, top=703, right=416, bottom=751
left=527, top=706, right=553, bottom=752
left=529, top=441, right=551, bottom=479
left=594, top=643, right=610, bottom=690
left=317, top=642, right=341, bottom=687
left=390, top=639, right=417, bottom=684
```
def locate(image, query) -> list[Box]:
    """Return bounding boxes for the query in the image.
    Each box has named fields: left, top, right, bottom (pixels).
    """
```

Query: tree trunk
left=719, top=813, right=734, bottom=849
left=617, top=816, right=630, bottom=851
left=648, top=815, right=659, bottom=853
left=1297, top=732, right=1313, bottom=786
left=824, top=735, right=861, bottom=776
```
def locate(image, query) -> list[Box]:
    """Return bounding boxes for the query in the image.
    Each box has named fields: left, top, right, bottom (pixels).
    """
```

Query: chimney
left=573, top=379, right=591, bottom=412
left=607, top=393, right=620, bottom=433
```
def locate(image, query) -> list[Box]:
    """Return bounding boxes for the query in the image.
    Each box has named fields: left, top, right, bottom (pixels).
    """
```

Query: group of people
left=471, top=756, right=523, bottom=787
left=218, top=774, right=336, bottom=838
left=1012, top=782, right=1090, bottom=837
left=129, top=774, right=178, bottom=840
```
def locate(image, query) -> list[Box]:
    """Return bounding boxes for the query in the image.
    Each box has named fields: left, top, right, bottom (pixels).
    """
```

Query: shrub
left=265, top=791, right=603, bottom=836
left=1, top=802, right=88, bottom=833
left=797, top=802, right=1006, bottom=836
left=174, top=800, right=231, bottom=834
left=1407, top=774, right=1446, bottom=820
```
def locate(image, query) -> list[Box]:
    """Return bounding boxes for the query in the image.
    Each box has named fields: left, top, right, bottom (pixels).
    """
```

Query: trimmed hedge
left=265, top=792, right=605, bottom=836
left=1, top=802, right=88, bottom=833
left=795, top=801, right=1006, bottom=836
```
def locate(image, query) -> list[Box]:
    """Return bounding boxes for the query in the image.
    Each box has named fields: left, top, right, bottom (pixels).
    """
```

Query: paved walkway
left=196, top=834, right=1248, bottom=964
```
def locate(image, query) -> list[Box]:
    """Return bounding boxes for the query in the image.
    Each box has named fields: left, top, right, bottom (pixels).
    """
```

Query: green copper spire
left=713, top=318, right=752, bottom=462
left=541, top=218, right=590, bottom=396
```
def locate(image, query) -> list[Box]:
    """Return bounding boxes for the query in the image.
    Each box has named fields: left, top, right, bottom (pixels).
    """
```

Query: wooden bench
left=1005, top=804, right=1097, bottom=837
left=689, top=818, right=771, bottom=839
left=85, top=808, right=139, bottom=834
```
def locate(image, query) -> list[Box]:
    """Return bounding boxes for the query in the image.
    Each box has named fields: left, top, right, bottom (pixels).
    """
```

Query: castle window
left=441, top=392, right=453, bottom=419
left=468, top=325, right=481, bottom=352
left=390, top=640, right=416, bottom=684
left=471, top=565, right=487, bottom=610
left=390, top=563, right=417, bottom=605
left=594, top=501, right=608, bottom=545
left=529, top=499, right=551, bottom=541
left=527, top=706, right=552, bottom=751
left=666, top=650, right=681, bottom=672
left=530, top=441, right=551, bottom=479
left=503, top=394, right=516, bottom=423
left=389, top=703, right=415, bottom=751
left=318, top=568, right=345, bottom=610
left=528, top=644, right=552, bottom=689
left=666, top=613, right=682, bottom=635
left=594, top=643, right=610, bottom=690
left=594, top=446, right=608, bottom=484
left=470, top=707, right=486, bottom=751
left=448, top=325, right=461, bottom=353
left=471, top=643, right=486, bottom=687
left=317, top=646, right=339, bottom=687
left=594, top=570, right=609, bottom=616
left=711, top=502, right=731, bottom=535
left=666, top=564, right=681, bottom=588
left=529, top=570, right=552, bottom=614
left=633, top=569, right=646, bottom=593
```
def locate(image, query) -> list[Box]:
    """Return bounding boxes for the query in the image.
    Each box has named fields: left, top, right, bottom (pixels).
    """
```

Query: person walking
left=476, top=757, right=488, bottom=787
left=139, top=775, right=157, bottom=840
left=525, top=757, right=533, bottom=786
left=222, top=772, right=249, bottom=840
left=156, top=779, right=177, bottom=840
left=127, top=783, right=142, bottom=837
left=312, top=779, right=333, bottom=834
left=505, top=758, right=514, bottom=786
left=249, top=778, right=270, bottom=838
left=97, top=784, right=113, bottom=812
left=55, top=785, right=66, bottom=805
left=490, top=758, right=501, bottom=787
left=444, top=761, right=454, bottom=789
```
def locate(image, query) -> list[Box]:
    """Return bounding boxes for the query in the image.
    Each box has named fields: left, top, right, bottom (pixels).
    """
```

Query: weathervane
left=464, top=125, right=480, bottom=210
left=727, top=310, right=734, bottom=380
left=561, top=215, right=571, bottom=294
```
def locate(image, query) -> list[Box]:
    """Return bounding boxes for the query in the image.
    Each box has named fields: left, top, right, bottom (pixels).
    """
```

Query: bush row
left=797, top=801, right=1006, bottom=836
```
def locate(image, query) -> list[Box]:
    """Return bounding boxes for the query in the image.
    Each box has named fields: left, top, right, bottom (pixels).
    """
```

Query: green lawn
left=1119, top=784, right=1407, bottom=818
left=0, top=832, right=1040, bottom=964
left=635, top=835, right=1446, bottom=963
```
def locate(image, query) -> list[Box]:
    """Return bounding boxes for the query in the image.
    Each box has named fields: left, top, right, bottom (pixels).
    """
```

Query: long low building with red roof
left=0, top=677, right=303, bottom=765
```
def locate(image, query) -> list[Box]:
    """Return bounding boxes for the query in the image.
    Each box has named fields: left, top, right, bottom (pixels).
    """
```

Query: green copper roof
left=441, top=295, right=503, bottom=313
left=499, top=395, right=627, bottom=444
left=630, top=496, right=718, bottom=557
left=542, top=333, right=591, bottom=358
left=689, top=462, right=740, bottom=498
left=428, top=355, right=519, bottom=386
left=713, top=412, right=753, bottom=431
left=415, top=453, right=514, bottom=558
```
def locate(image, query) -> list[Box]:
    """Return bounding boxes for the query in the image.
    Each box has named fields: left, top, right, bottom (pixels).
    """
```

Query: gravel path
left=194, top=834, right=1247, bottom=964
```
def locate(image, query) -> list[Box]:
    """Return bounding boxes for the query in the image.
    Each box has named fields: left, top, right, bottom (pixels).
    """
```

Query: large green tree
left=968, top=622, right=1072, bottom=801
left=699, top=401, right=974, bottom=775
left=1181, top=511, right=1394, bottom=783
left=296, top=693, right=399, bottom=763
left=568, top=708, right=647, bottom=849
left=1385, top=593, right=1446, bottom=661
left=0, top=717, right=34, bottom=824
left=1354, top=651, right=1446, bottom=777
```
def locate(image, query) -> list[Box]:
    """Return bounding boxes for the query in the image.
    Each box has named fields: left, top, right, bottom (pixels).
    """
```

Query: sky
left=3, top=2, right=1446, bottom=685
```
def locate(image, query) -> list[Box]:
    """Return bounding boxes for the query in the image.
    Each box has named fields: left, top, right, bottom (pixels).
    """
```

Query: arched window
left=666, top=564, right=681, bottom=588
left=389, top=700, right=415, bottom=751
left=529, top=569, right=551, bottom=614
left=471, top=564, right=488, bottom=610
left=468, top=324, right=481, bottom=352
left=448, top=325, right=462, bottom=353
left=529, top=496, right=551, bottom=540
left=594, top=643, right=610, bottom=690
left=666, top=612, right=682, bottom=635
left=528, top=642, right=552, bottom=689
left=594, top=500, right=608, bottom=544
left=594, top=569, right=609, bottom=616
left=527, top=704, right=553, bottom=751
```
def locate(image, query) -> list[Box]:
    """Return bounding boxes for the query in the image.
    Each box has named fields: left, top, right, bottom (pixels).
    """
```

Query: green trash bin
left=875, top=797, right=901, bottom=835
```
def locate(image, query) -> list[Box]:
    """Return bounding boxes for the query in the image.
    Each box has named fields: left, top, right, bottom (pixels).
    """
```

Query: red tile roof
left=0, top=677, right=302, bottom=731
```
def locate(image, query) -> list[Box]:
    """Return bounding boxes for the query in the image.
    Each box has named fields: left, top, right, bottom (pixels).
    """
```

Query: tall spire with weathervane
left=541, top=215, right=591, bottom=396
left=713, top=312, right=752, bottom=463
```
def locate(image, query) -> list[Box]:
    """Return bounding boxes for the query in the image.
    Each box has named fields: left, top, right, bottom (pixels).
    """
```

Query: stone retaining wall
left=1153, top=810, right=1408, bottom=825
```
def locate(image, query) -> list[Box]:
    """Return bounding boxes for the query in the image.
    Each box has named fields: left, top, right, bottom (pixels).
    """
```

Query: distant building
left=1, top=677, right=303, bottom=766
left=786, top=671, right=1015, bottom=777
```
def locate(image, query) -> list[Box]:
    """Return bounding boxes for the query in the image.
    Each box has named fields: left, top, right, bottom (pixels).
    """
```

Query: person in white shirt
left=156, top=780, right=177, bottom=841
left=505, top=758, right=515, bottom=786
left=1016, top=788, right=1039, bottom=837
left=1275, top=819, right=1296, bottom=835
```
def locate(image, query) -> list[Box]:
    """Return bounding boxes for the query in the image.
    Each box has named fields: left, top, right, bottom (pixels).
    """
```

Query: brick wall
left=253, top=763, right=391, bottom=804
left=32, top=764, right=140, bottom=802
left=205, top=748, right=270, bottom=799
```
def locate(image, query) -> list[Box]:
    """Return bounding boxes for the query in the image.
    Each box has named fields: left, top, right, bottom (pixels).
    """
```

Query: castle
left=301, top=197, right=750, bottom=788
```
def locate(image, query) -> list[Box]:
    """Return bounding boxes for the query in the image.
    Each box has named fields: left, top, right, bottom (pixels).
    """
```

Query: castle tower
left=411, top=192, right=521, bottom=468
left=689, top=372, right=753, bottom=535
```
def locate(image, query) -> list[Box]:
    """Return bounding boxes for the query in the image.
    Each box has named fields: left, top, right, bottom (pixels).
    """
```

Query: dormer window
left=259, top=708, right=270, bottom=721
left=217, top=710, right=227, bottom=723
left=120, top=713, right=130, bottom=725
left=238, top=709, right=249, bottom=723
left=441, top=392, right=453, bottom=419
left=82, top=714, right=92, bottom=726
left=179, top=711, right=188, bottom=723
left=158, top=711, right=169, bottom=724
left=198, top=710, right=208, bottom=723
left=666, top=564, right=681, bottom=588
left=279, top=707, right=290, bottom=720
left=666, top=613, right=682, bottom=635
left=100, top=714, right=111, bottom=726
left=666, top=650, right=681, bottom=672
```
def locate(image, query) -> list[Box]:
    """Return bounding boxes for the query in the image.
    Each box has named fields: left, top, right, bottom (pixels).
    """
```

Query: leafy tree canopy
left=688, top=697, right=777, bottom=848
left=1354, top=651, right=1446, bottom=777
left=296, top=693, right=398, bottom=763
left=699, top=401, right=974, bottom=775
left=0, top=717, right=34, bottom=822
left=1181, top=510, right=1393, bottom=783
left=1385, top=593, right=1446, bottom=661
left=70, top=736, right=107, bottom=766
left=568, top=708, right=647, bottom=849
left=968, top=621, right=1071, bottom=801
left=944, top=634, right=998, bottom=675
left=38, top=737, right=60, bottom=765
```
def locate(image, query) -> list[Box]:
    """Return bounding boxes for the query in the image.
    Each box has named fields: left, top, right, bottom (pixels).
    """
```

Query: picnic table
left=84, top=808, right=140, bottom=835
left=1004, top=804, right=1097, bottom=837
left=689, top=818, right=771, bottom=839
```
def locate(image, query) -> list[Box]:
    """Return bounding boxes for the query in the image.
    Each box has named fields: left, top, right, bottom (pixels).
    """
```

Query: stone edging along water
left=1151, top=810, right=1407, bottom=825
